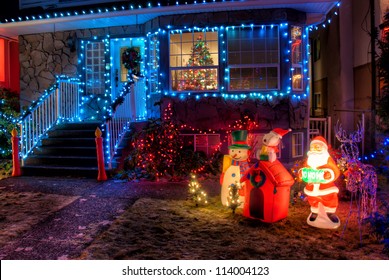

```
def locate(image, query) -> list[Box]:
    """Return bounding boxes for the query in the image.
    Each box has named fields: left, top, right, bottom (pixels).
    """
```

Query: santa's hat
left=271, top=128, right=292, bottom=138
left=310, top=136, right=328, bottom=150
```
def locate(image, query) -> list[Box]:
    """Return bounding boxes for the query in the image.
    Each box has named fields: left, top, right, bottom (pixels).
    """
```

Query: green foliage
left=118, top=122, right=223, bottom=181
left=227, top=182, right=242, bottom=214
left=0, top=87, right=20, bottom=158
left=0, top=159, right=12, bottom=179
left=121, top=47, right=142, bottom=75
left=127, top=116, right=182, bottom=180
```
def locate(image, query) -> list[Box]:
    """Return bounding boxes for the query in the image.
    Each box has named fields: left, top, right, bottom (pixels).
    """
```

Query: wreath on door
left=121, top=47, right=142, bottom=74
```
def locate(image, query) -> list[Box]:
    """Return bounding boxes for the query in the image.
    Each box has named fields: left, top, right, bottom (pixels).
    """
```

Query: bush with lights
left=188, top=173, right=208, bottom=207
left=364, top=201, right=389, bottom=256
left=116, top=103, right=224, bottom=181
left=227, top=182, right=242, bottom=214
left=0, top=87, right=19, bottom=158
left=0, top=88, right=19, bottom=178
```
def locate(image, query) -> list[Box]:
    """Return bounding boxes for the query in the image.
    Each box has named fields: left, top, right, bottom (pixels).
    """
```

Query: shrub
left=364, top=201, right=389, bottom=255
left=0, top=87, right=20, bottom=159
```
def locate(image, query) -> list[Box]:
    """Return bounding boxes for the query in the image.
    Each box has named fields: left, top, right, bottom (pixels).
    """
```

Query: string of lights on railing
left=16, top=75, right=81, bottom=123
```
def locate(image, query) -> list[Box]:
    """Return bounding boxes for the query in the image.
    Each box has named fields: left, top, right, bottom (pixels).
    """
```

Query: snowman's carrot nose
left=232, top=154, right=237, bottom=158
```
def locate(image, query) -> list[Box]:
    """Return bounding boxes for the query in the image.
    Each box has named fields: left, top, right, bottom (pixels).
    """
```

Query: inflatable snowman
left=220, top=130, right=251, bottom=207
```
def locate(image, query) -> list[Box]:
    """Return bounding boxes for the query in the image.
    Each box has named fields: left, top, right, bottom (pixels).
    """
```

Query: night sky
left=0, top=0, right=19, bottom=19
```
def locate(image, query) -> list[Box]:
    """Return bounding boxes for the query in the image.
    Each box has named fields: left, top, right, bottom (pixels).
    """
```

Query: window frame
left=291, top=25, right=304, bottom=92
left=84, top=41, right=106, bottom=95
left=180, top=133, right=221, bottom=157
left=169, top=30, right=219, bottom=93
left=226, top=25, right=280, bottom=92
left=148, top=34, right=160, bottom=96
left=291, top=132, right=304, bottom=158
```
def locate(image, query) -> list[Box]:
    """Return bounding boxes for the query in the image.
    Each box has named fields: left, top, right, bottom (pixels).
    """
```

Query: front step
left=41, top=137, right=96, bottom=147
left=21, top=121, right=108, bottom=178
left=24, top=155, right=98, bottom=167
left=33, top=146, right=96, bottom=157
left=21, top=165, right=99, bottom=178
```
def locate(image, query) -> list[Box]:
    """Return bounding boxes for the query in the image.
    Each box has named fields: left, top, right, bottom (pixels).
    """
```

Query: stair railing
left=105, top=78, right=146, bottom=169
left=19, top=77, right=80, bottom=163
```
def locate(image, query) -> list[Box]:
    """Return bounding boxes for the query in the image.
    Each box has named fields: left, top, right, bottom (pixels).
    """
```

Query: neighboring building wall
left=0, top=38, right=19, bottom=93
left=312, top=0, right=388, bottom=152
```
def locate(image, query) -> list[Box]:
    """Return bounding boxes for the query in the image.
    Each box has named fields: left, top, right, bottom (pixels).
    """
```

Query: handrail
left=19, top=77, right=80, bottom=162
left=308, top=116, right=332, bottom=146
left=105, top=78, right=146, bottom=169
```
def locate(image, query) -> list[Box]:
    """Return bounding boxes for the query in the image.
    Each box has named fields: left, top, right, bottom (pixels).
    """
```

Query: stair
left=21, top=122, right=107, bottom=178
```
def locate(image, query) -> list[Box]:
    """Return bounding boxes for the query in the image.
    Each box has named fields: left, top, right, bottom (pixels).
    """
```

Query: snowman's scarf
left=231, top=159, right=250, bottom=175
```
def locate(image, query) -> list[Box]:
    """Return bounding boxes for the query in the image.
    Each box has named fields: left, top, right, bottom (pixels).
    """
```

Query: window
left=181, top=134, right=220, bottom=156
left=85, top=42, right=106, bottom=95
left=292, top=132, right=304, bottom=158
left=148, top=35, right=160, bottom=95
left=170, top=31, right=219, bottom=92
left=227, top=25, right=279, bottom=91
left=291, top=26, right=303, bottom=91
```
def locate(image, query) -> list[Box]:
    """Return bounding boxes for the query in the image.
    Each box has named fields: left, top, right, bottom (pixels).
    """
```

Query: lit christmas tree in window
left=178, top=35, right=217, bottom=91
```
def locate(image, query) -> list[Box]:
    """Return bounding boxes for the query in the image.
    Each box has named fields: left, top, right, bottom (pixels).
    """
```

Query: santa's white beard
left=307, top=150, right=330, bottom=169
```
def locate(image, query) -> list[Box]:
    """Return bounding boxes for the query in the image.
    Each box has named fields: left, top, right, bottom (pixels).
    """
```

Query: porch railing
left=308, top=116, right=332, bottom=146
left=19, top=78, right=80, bottom=162
left=105, top=79, right=146, bottom=168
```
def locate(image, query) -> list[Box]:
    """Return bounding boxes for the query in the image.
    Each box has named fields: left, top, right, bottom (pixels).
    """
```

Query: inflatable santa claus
left=299, top=136, right=341, bottom=229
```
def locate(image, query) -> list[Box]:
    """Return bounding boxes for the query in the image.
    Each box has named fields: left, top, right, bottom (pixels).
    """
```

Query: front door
left=110, top=37, right=145, bottom=101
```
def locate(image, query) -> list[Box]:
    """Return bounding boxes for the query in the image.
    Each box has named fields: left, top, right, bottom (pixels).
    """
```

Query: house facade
left=1, top=0, right=369, bottom=169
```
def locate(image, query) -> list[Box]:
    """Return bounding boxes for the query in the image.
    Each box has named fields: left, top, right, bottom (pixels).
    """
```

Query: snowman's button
left=232, top=173, right=236, bottom=177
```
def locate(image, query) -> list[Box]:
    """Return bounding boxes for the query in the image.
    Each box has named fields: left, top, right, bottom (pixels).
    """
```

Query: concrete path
left=0, top=176, right=220, bottom=260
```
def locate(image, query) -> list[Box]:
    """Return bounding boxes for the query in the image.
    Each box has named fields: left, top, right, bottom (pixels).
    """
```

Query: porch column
left=336, top=0, right=355, bottom=132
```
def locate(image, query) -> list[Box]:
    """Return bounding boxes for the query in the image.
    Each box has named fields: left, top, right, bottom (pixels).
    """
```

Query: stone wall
left=161, top=96, right=307, bottom=131
left=19, top=31, right=78, bottom=107
left=18, top=25, right=144, bottom=108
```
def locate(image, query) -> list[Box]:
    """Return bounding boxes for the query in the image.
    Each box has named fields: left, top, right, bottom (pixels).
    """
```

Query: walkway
left=0, top=176, right=218, bottom=260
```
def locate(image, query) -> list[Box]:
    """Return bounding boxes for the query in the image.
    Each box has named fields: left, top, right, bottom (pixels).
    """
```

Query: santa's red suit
left=302, top=136, right=341, bottom=216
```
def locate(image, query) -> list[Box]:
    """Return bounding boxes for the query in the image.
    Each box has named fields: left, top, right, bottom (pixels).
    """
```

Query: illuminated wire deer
left=335, top=121, right=377, bottom=226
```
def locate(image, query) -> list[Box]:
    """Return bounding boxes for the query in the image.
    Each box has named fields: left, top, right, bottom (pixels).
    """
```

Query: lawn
left=76, top=178, right=389, bottom=260
left=0, top=172, right=388, bottom=260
